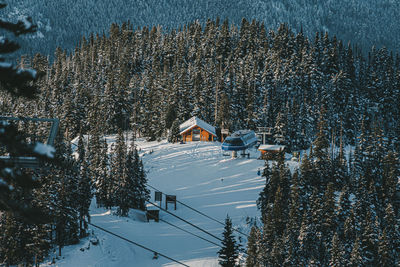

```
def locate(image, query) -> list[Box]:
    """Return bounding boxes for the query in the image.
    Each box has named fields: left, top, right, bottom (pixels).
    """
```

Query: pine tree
left=0, top=1, right=52, bottom=223
left=298, top=189, right=325, bottom=265
left=335, top=185, right=351, bottom=239
left=47, top=131, right=80, bottom=256
left=218, top=215, right=240, bottom=267
left=360, top=211, right=380, bottom=266
left=110, top=129, right=128, bottom=212
left=378, top=230, right=396, bottom=266
left=168, top=118, right=181, bottom=143
left=135, top=150, right=149, bottom=211
left=30, top=223, right=51, bottom=266
left=95, top=139, right=111, bottom=208
left=257, top=161, right=271, bottom=215
left=77, top=155, right=92, bottom=237
left=380, top=203, right=399, bottom=266
left=283, top=172, right=302, bottom=267
left=382, top=152, right=399, bottom=208
left=298, top=153, right=314, bottom=199
left=321, top=183, right=336, bottom=246
left=349, top=236, right=363, bottom=267
left=0, top=213, right=32, bottom=265
left=329, top=232, right=345, bottom=267
left=245, top=226, right=261, bottom=267
left=117, top=147, right=136, bottom=216
left=312, top=107, right=331, bottom=189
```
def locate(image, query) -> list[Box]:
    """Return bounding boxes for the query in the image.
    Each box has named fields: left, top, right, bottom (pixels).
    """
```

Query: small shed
left=179, top=117, right=217, bottom=142
left=258, top=144, right=285, bottom=159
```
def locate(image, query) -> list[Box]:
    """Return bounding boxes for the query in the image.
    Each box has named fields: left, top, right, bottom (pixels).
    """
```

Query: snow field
left=48, top=139, right=279, bottom=266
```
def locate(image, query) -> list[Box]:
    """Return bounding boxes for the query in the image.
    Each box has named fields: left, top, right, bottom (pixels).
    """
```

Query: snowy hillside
left=45, top=139, right=297, bottom=266
left=5, top=0, right=400, bottom=57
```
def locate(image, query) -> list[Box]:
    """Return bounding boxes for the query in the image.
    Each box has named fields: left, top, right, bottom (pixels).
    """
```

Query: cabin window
left=224, top=138, right=244, bottom=146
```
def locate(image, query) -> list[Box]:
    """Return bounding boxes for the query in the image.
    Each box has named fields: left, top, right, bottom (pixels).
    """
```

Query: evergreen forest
left=6, top=0, right=400, bottom=56
left=3, top=19, right=400, bottom=152
left=1, top=13, right=399, bottom=266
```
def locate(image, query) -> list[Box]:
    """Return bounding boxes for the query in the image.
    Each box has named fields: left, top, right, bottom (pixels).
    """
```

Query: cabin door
left=192, top=129, right=200, bottom=141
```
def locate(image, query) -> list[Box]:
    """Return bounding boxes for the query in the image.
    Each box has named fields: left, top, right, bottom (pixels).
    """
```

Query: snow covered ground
left=44, top=139, right=299, bottom=267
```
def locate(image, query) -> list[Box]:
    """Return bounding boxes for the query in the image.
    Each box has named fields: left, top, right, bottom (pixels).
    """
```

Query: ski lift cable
left=87, top=221, right=189, bottom=267
left=146, top=200, right=223, bottom=243
left=158, top=217, right=249, bottom=257
left=147, top=184, right=250, bottom=238
left=157, top=217, right=222, bottom=248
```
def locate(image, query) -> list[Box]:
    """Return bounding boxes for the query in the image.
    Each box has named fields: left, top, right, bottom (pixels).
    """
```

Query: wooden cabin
left=258, top=144, right=285, bottom=160
left=179, top=117, right=217, bottom=142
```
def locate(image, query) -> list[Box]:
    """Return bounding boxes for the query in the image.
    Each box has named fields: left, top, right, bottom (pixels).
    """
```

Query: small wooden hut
left=258, top=144, right=285, bottom=159
left=179, top=117, right=216, bottom=142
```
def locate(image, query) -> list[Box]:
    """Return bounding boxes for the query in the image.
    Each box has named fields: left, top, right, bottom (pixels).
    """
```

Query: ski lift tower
left=0, top=116, right=59, bottom=169
left=256, top=127, right=273, bottom=145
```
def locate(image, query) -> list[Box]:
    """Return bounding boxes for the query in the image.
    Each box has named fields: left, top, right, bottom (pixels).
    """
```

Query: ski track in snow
left=44, top=139, right=298, bottom=267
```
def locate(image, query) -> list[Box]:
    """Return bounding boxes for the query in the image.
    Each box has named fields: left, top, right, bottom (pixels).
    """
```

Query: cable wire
left=146, top=200, right=223, bottom=243
left=87, top=221, right=189, bottom=267
left=147, top=184, right=250, bottom=238
left=147, top=208, right=249, bottom=257
left=158, top=217, right=222, bottom=248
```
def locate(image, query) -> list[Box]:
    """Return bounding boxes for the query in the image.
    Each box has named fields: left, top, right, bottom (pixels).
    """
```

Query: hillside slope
left=4, top=0, right=400, bottom=57
left=44, top=139, right=290, bottom=266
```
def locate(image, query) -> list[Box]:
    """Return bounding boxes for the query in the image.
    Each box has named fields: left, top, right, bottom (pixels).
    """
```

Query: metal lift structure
left=0, top=116, right=59, bottom=169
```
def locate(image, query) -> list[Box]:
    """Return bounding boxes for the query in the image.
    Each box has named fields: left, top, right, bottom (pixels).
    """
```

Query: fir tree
left=168, top=118, right=181, bottom=143
left=335, top=185, right=351, bottom=239
left=321, top=183, right=336, bottom=246
left=329, top=232, right=345, bottom=267
left=117, top=147, right=136, bottom=216
left=378, top=230, right=396, bottom=267
left=0, top=213, right=32, bottom=265
left=77, top=155, right=92, bottom=237
left=245, top=226, right=262, bottom=267
left=95, top=139, right=111, bottom=208
left=312, top=107, right=330, bottom=189
left=111, top=129, right=128, bottom=213
left=282, top=172, right=302, bottom=267
left=380, top=203, right=399, bottom=266
left=349, top=236, right=363, bottom=267
left=360, top=211, right=380, bottom=266
left=218, top=215, right=240, bottom=267
left=135, top=150, right=149, bottom=211
left=0, top=1, right=51, bottom=223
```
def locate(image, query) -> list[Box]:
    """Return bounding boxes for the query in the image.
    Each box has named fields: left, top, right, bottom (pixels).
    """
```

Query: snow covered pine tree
left=0, top=1, right=54, bottom=223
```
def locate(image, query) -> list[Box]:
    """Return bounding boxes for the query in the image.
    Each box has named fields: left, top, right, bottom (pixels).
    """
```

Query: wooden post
left=155, top=191, right=162, bottom=205
left=146, top=210, right=159, bottom=222
left=165, top=195, right=177, bottom=210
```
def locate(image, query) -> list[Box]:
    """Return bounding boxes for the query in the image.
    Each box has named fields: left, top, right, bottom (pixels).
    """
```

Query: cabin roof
left=258, top=144, right=285, bottom=151
left=179, top=116, right=216, bottom=136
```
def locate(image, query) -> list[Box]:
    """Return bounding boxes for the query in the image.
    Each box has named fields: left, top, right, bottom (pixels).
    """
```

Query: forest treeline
left=246, top=115, right=399, bottom=266
left=3, top=18, right=400, bottom=153
left=1, top=16, right=399, bottom=266
left=0, top=125, right=149, bottom=265
left=6, top=0, right=400, bottom=56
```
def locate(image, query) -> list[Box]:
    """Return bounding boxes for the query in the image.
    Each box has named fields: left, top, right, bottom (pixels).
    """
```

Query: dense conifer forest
left=3, top=19, right=400, bottom=151
left=6, top=0, right=400, bottom=56
left=1, top=13, right=399, bottom=266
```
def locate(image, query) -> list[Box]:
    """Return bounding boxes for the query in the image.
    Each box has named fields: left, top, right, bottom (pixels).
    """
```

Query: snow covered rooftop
left=179, top=116, right=216, bottom=136
left=258, top=144, right=285, bottom=151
